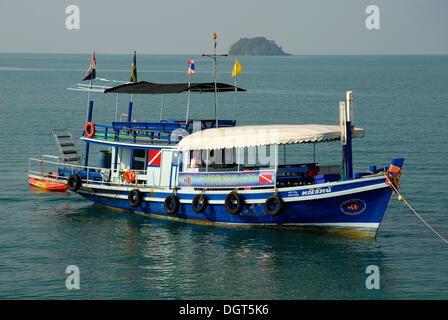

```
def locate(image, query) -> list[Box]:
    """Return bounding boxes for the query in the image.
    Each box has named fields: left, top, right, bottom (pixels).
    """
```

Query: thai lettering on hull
left=301, top=187, right=332, bottom=196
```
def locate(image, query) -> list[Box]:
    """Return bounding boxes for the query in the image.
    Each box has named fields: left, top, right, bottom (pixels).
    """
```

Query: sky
left=0, top=0, right=447, bottom=55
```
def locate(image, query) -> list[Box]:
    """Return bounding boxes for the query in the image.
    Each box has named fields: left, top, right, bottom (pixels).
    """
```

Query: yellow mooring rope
left=383, top=172, right=448, bottom=244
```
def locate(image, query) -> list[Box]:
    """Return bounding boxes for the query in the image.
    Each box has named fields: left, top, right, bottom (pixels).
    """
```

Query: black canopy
left=104, top=81, right=246, bottom=94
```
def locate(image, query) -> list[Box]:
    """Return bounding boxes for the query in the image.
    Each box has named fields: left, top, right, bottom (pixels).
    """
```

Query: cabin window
left=132, top=149, right=147, bottom=171
left=188, top=149, right=235, bottom=169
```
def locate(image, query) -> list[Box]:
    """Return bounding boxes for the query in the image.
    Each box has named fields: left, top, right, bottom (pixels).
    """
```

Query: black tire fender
left=67, top=174, right=81, bottom=191
left=164, top=194, right=180, bottom=215
left=225, top=191, right=244, bottom=215
left=192, top=194, right=208, bottom=213
left=128, top=189, right=143, bottom=208
left=265, top=194, right=283, bottom=216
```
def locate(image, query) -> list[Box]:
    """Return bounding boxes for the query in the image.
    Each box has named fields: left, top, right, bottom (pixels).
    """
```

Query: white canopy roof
left=178, top=124, right=364, bottom=151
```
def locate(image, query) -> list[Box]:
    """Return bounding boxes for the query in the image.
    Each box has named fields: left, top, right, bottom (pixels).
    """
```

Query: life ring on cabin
left=265, top=194, right=283, bottom=216
left=225, top=191, right=244, bottom=215
left=128, top=189, right=143, bottom=208
left=164, top=194, right=180, bottom=215
left=123, top=170, right=136, bottom=184
left=67, top=174, right=81, bottom=191
left=192, top=194, right=208, bottom=213
left=85, top=122, right=95, bottom=138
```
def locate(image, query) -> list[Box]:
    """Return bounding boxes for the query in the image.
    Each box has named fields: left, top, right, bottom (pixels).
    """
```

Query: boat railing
left=83, top=122, right=181, bottom=145
left=83, top=119, right=238, bottom=146
left=28, top=157, right=152, bottom=188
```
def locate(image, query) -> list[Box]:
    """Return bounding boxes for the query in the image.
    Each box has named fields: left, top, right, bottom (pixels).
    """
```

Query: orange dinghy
left=28, top=178, right=68, bottom=192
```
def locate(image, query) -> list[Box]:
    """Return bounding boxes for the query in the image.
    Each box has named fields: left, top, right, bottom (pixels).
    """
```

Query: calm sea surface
left=0, top=54, right=447, bottom=299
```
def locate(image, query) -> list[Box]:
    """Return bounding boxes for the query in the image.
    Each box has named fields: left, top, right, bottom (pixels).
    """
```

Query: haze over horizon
left=1, top=0, right=447, bottom=55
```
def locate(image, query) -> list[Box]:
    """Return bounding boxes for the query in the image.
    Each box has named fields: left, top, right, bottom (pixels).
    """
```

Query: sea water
left=0, top=53, right=447, bottom=299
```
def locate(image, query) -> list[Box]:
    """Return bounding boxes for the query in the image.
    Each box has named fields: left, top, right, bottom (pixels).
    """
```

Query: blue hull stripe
left=77, top=176, right=392, bottom=234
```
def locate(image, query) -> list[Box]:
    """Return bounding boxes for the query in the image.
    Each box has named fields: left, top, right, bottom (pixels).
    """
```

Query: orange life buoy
left=123, top=170, right=136, bottom=184
left=85, top=122, right=95, bottom=138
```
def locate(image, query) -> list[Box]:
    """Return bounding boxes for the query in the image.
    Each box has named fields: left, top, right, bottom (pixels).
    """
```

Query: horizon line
left=1, top=51, right=448, bottom=56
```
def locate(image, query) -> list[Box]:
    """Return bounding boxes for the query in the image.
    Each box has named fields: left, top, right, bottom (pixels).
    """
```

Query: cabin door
left=159, top=150, right=173, bottom=188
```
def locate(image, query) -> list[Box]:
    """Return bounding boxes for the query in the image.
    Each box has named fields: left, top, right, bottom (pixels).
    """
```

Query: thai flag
left=187, top=57, right=195, bottom=76
left=83, top=51, right=96, bottom=81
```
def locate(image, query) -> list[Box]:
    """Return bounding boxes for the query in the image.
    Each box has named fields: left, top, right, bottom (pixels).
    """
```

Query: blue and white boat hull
left=76, top=175, right=391, bottom=237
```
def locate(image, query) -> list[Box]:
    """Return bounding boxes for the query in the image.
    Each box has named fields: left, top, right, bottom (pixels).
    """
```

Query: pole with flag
left=82, top=51, right=96, bottom=167
left=232, top=57, right=243, bottom=92
left=128, top=50, right=137, bottom=123
left=186, top=57, right=195, bottom=123
left=83, top=51, right=96, bottom=123
left=83, top=51, right=96, bottom=82
left=231, top=57, right=243, bottom=110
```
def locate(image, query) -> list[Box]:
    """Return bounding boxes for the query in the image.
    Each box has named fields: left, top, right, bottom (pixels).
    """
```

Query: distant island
left=229, top=37, right=290, bottom=55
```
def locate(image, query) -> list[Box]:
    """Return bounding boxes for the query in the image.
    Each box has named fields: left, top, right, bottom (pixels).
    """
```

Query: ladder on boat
left=52, top=129, right=81, bottom=165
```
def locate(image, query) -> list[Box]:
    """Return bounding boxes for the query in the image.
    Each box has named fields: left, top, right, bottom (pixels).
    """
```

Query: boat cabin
left=176, top=124, right=365, bottom=190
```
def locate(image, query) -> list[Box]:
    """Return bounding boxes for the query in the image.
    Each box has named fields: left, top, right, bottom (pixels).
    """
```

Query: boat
left=28, top=175, right=68, bottom=192
left=27, top=39, right=404, bottom=237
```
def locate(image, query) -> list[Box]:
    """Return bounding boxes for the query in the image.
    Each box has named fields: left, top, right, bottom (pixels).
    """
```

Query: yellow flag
left=232, top=58, right=243, bottom=77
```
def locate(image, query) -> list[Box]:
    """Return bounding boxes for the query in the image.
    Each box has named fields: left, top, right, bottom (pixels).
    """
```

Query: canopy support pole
left=176, top=151, right=181, bottom=187
left=344, top=121, right=353, bottom=179
left=274, top=144, right=278, bottom=188
left=283, top=145, right=286, bottom=165
left=127, top=94, right=134, bottom=122
left=345, top=91, right=354, bottom=179
left=160, top=94, right=165, bottom=121
left=237, top=148, right=240, bottom=171
left=84, top=100, right=94, bottom=168
left=85, top=78, right=93, bottom=123
left=114, top=93, right=119, bottom=122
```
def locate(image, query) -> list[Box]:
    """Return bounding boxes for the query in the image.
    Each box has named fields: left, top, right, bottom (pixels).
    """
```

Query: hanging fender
left=265, top=194, right=283, bottom=216
left=225, top=191, right=244, bottom=215
left=164, top=194, right=180, bottom=215
left=67, top=174, right=82, bottom=191
left=192, top=194, right=208, bottom=213
left=128, top=189, right=143, bottom=208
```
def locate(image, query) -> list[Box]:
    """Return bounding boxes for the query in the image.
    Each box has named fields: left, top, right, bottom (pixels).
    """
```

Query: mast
left=202, top=33, right=227, bottom=128
left=213, top=34, right=218, bottom=128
